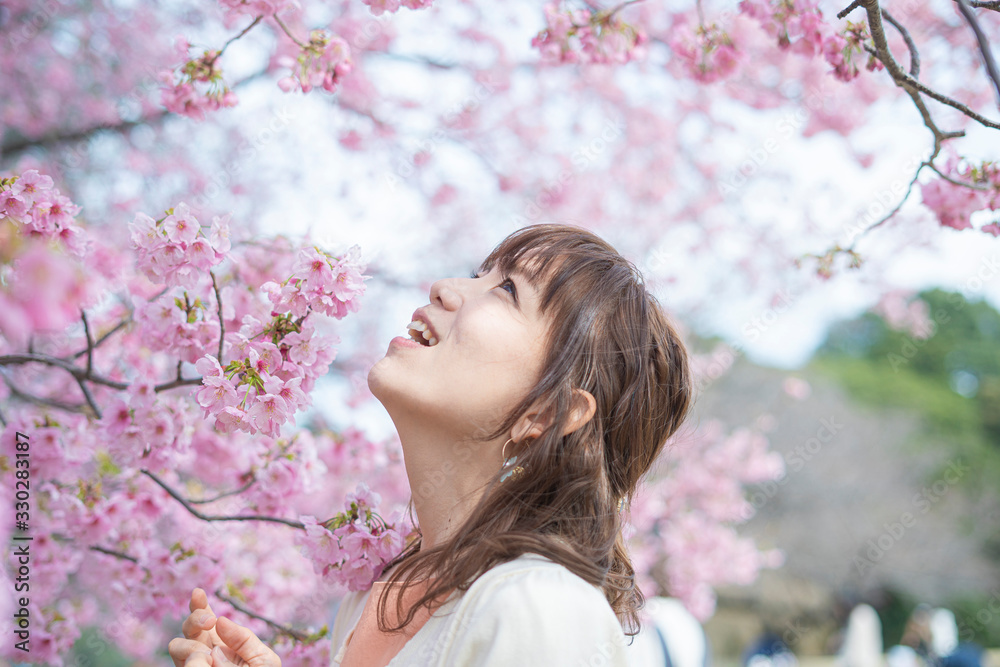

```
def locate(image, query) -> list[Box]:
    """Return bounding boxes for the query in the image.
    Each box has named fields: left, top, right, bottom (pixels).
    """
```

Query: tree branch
left=956, top=0, right=1000, bottom=106
left=90, top=545, right=140, bottom=563
left=80, top=309, right=95, bottom=376
left=214, top=589, right=312, bottom=642
left=189, top=476, right=257, bottom=504
left=880, top=9, right=919, bottom=78
left=845, top=160, right=926, bottom=250
left=141, top=469, right=305, bottom=529
left=0, top=366, right=90, bottom=414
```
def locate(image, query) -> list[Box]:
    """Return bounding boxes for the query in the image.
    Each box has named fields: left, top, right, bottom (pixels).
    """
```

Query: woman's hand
left=168, top=588, right=281, bottom=666
left=196, top=616, right=283, bottom=667
left=169, top=588, right=226, bottom=667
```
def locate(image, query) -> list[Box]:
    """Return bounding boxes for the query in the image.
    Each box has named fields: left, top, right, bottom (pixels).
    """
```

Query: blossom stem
left=211, top=271, right=226, bottom=363
left=272, top=13, right=308, bottom=49
left=209, top=15, right=264, bottom=66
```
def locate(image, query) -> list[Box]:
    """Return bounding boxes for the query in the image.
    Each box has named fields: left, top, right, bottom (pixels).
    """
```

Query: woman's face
left=368, top=262, right=551, bottom=439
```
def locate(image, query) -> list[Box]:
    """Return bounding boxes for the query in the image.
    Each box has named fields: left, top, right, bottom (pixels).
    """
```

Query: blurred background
left=3, top=0, right=1000, bottom=664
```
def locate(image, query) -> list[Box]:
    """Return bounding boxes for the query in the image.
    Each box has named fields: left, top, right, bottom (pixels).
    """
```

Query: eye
left=498, top=277, right=517, bottom=299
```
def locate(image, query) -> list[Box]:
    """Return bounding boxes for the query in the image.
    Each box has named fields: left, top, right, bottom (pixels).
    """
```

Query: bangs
left=478, top=224, right=626, bottom=315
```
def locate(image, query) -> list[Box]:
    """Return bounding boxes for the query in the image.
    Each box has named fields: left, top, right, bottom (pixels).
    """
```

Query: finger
left=182, top=608, right=218, bottom=640
left=190, top=587, right=218, bottom=617
left=169, top=637, right=213, bottom=667
left=215, top=616, right=281, bottom=665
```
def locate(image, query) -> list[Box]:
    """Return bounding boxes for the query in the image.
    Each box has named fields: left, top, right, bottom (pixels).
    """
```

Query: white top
left=329, top=553, right=631, bottom=667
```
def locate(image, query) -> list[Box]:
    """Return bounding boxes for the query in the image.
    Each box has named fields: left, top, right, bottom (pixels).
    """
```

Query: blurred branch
left=188, top=476, right=258, bottom=504
left=955, top=0, right=1000, bottom=105
left=0, top=69, right=269, bottom=163
left=141, top=469, right=305, bottom=528
left=211, top=271, right=226, bottom=363
left=215, top=589, right=312, bottom=642
left=881, top=9, right=919, bottom=77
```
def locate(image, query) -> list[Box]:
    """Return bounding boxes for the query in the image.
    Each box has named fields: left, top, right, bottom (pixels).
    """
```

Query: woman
left=168, top=223, right=692, bottom=667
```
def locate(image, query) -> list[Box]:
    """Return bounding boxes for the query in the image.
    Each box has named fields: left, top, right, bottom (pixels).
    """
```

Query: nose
left=429, top=276, right=463, bottom=311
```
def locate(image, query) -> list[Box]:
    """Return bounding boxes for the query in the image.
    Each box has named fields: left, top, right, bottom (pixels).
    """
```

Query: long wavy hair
left=374, top=223, right=692, bottom=636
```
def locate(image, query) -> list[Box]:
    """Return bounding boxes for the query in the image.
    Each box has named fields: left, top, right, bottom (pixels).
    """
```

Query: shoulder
left=441, top=553, right=631, bottom=666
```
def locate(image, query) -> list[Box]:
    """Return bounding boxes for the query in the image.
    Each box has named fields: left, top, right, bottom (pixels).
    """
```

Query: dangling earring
left=499, top=437, right=525, bottom=483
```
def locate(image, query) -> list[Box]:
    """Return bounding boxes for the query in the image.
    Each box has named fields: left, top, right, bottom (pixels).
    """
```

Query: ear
left=510, top=389, right=597, bottom=441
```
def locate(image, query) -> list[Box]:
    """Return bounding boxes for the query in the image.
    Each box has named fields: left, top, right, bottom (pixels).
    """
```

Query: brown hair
left=374, top=223, right=692, bottom=635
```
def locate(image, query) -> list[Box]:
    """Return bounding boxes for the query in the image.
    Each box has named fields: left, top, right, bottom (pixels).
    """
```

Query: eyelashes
left=469, top=270, right=517, bottom=302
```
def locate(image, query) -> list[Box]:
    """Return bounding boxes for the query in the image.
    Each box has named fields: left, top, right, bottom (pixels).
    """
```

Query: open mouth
left=406, top=320, right=438, bottom=347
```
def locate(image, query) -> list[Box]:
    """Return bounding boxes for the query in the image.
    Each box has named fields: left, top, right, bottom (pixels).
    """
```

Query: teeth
left=406, top=318, right=438, bottom=347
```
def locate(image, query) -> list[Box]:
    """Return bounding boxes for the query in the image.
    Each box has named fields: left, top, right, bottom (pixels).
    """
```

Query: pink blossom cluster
left=129, top=203, right=231, bottom=288
left=872, top=290, right=934, bottom=339
left=260, top=245, right=367, bottom=319
left=0, top=170, right=89, bottom=256
left=920, top=158, right=1000, bottom=235
left=532, top=3, right=647, bottom=65
left=626, top=420, right=786, bottom=619
left=668, top=22, right=742, bottom=84
left=738, top=0, right=881, bottom=82
left=277, top=30, right=353, bottom=94
left=160, top=40, right=238, bottom=120
left=0, top=171, right=99, bottom=349
left=360, top=0, right=434, bottom=16
left=296, top=483, right=411, bottom=590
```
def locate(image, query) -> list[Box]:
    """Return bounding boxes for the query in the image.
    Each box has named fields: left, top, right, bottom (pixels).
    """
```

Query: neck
left=390, top=414, right=500, bottom=551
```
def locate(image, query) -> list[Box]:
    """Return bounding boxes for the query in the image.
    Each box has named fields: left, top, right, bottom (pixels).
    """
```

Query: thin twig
left=141, top=469, right=305, bottom=529
left=189, top=477, right=257, bottom=504
left=952, top=0, right=1000, bottom=13
left=0, top=367, right=89, bottom=413
left=846, top=161, right=926, bottom=249
left=75, top=376, right=102, bottom=419
left=80, top=309, right=94, bottom=376
left=90, top=545, right=140, bottom=563
left=927, top=160, right=991, bottom=189
left=215, top=590, right=311, bottom=642
left=208, top=15, right=264, bottom=66
left=271, top=13, right=308, bottom=49
left=211, top=271, right=226, bottom=363
left=956, top=0, right=1000, bottom=106
left=837, top=0, right=864, bottom=19
left=881, top=10, right=919, bottom=78
left=73, top=318, right=128, bottom=361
